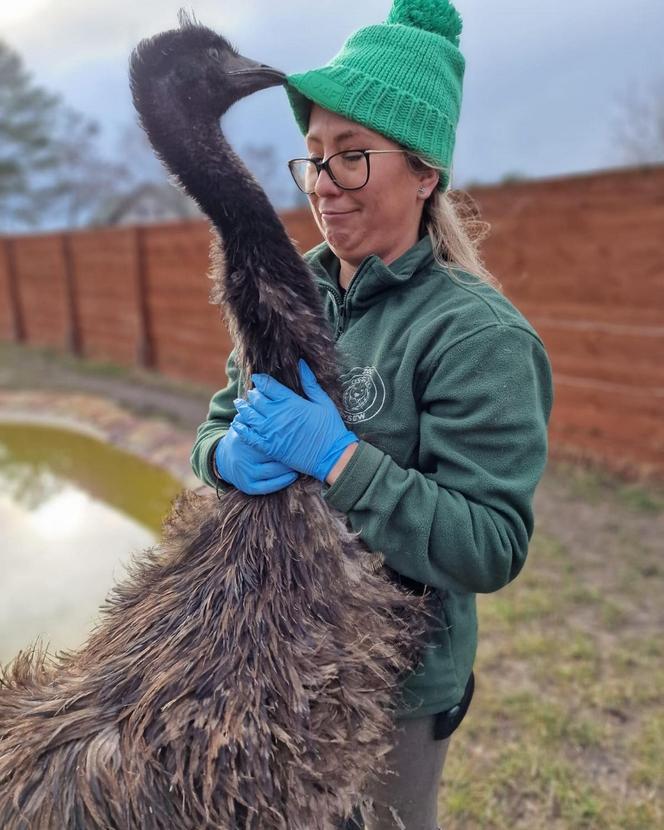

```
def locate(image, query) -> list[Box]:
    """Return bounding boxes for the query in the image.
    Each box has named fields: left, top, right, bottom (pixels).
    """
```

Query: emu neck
left=140, top=98, right=336, bottom=397
left=157, top=110, right=297, bottom=275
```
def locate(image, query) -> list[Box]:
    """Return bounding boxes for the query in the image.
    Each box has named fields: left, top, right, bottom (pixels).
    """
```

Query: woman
left=191, top=1, right=554, bottom=827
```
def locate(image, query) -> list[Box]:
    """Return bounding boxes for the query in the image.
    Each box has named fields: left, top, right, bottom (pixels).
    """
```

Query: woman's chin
left=324, top=230, right=363, bottom=261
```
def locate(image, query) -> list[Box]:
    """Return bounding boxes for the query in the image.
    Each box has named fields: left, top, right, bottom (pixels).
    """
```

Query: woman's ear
left=418, top=168, right=439, bottom=198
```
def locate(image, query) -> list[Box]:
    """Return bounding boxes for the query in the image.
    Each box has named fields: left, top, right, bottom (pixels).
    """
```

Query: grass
left=0, top=341, right=214, bottom=399
left=558, top=458, right=664, bottom=513
left=0, top=341, right=130, bottom=378
left=0, top=341, right=214, bottom=429
left=438, top=479, right=663, bottom=829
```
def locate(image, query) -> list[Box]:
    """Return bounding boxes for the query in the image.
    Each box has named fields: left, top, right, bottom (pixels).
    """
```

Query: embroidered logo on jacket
left=340, top=366, right=386, bottom=423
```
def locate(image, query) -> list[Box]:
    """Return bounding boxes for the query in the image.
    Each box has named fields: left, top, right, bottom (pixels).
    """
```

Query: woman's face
left=305, top=104, right=438, bottom=270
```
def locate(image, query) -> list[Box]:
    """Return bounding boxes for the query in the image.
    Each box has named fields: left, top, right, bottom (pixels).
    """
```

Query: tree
left=241, top=142, right=297, bottom=208
left=499, top=171, right=527, bottom=185
left=88, top=120, right=203, bottom=225
left=611, top=77, right=664, bottom=166
left=41, top=109, right=131, bottom=229
left=242, top=142, right=278, bottom=193
left=115, top=119, right=167, bottom=185
left=0, top=39, right=63, bottom=229
left=0, top=39, right=131, bottom=232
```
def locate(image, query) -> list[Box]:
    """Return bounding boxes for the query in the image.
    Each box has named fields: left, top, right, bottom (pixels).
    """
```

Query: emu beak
left=226, top=54, right=287, bottom=93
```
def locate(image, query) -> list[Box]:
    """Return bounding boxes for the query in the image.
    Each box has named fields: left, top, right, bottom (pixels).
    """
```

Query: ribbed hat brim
left=285, top=67, right=456, bottom=189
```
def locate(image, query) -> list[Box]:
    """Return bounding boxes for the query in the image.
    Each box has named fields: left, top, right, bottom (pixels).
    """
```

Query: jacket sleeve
left=190, top=348, right=241, bottom=489
left=320, top=324, right=554, bottom=594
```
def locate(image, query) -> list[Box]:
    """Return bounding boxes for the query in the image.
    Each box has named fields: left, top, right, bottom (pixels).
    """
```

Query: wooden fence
left=1, top=166, right=662, bottom=478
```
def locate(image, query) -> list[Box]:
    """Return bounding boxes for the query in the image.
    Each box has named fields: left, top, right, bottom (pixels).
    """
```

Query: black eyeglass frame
left=287, top=149, right=409, bottom=194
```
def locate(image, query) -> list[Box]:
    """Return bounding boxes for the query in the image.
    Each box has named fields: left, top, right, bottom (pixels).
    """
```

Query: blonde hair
left=405, top=153, right=502, bottom=292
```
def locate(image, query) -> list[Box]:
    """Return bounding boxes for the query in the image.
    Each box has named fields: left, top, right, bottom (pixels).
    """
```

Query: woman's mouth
left=321, top=210, right=356, bottom=222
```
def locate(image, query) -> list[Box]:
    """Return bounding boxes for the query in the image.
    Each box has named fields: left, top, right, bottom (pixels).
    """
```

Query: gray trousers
left=339, top=714, right=451, bottom=830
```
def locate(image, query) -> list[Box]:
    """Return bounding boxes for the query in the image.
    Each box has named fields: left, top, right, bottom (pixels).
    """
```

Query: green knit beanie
left=285, top=0, right=465, bottom=191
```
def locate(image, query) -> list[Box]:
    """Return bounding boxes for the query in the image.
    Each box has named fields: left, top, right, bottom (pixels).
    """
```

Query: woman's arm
left=325, top=443, right=359, bottom=485
left=321, top=324, right=554, bottom=595
left=190, top=349, right=241, bottom=488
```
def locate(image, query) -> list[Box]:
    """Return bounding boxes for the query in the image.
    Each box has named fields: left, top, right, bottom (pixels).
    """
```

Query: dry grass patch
left=438, top=462, right=663, bottom=829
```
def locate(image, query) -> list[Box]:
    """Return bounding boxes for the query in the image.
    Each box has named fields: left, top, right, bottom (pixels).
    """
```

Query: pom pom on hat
left=386, top=0, right=463, bottom=48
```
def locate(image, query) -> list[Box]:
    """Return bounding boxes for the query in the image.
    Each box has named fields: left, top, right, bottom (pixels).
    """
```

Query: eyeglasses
left=288, top=149, right=409, bottom=194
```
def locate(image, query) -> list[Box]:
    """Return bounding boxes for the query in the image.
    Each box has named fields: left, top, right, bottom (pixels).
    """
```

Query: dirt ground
left=1, top=342, right=662, bottom=829
left=0, top=343, right=213, bottom=432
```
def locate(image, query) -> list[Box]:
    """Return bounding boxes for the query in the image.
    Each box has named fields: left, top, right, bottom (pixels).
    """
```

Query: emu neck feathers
left=141, top=105, right=338, bottom=397
left=159, top=116, right=301, bottom=275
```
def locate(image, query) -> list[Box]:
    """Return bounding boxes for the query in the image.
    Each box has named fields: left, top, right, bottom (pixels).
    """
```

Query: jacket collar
left=305, top=234, right=436, bottom=310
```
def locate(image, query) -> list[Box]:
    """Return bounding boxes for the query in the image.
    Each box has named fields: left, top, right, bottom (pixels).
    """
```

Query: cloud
left=2, top=0, right=663, bottom=196
left=4, top=1, right=245, bottom=77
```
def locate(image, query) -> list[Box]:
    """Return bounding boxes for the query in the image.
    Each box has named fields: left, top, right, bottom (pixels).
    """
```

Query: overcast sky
left=2, top=0, right=663, bottom=204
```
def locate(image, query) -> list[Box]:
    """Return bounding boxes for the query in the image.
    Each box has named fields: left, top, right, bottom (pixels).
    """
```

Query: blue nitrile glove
left=231, top=358, right=359, bottom=482
left=214, top=423, right=299, bottom=495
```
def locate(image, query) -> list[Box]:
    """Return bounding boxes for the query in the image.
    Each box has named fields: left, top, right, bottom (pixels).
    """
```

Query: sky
left=2, top=0, right=663, bottom=206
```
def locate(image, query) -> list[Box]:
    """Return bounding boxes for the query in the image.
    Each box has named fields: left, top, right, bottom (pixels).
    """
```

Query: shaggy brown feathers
left=0, top=13, right=434, bottom=829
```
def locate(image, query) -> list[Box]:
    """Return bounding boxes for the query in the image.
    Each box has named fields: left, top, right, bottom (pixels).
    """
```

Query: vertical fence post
left=61, top=232, right=82, bottom=356
left=3, top=238, right=25, bottom=343
left=134, top=226, right=154, bottom=369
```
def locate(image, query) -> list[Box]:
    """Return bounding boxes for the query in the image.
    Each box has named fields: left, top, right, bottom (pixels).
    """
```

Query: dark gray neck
left=137, top=99, right=343, bottom=403
left=152, top=112, right=300, bottom=275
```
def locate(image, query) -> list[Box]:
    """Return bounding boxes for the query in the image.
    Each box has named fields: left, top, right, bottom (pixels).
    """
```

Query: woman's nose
left=313, top=166, right=343, bottom=198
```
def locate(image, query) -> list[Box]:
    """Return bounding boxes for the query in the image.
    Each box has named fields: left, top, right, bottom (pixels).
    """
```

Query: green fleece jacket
left=190, top=234, right=554, bottom=718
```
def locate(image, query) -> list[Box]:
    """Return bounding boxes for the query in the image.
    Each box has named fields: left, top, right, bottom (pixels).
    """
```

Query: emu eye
left=207, top=46, right=222, bottom=61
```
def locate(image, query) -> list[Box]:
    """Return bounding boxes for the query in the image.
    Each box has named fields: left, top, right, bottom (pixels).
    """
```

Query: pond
left=0, top=422, right=183, bottom=666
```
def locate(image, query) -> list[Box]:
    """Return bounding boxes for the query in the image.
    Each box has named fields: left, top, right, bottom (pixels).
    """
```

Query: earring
left=418, top=186, right=427, bottom=196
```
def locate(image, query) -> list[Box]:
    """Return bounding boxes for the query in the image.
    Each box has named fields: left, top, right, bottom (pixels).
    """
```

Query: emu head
left=129, top=11, right=286, bottom=122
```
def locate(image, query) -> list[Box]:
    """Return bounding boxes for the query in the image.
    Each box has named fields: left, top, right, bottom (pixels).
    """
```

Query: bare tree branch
left=611, top=77, right=664, bottom=166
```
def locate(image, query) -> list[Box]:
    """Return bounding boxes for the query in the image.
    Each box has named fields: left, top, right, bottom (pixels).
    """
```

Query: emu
left=0, top=13, right=433, bottom=830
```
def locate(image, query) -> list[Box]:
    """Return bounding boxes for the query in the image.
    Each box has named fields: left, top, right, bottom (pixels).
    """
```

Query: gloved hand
left=214, top=423, right=299, bottom=495
left=231, top=358, right=359, bottom=482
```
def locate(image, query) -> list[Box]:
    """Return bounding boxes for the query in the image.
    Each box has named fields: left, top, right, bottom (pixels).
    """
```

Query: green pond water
left=0, top=422, right=182, bottom=665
